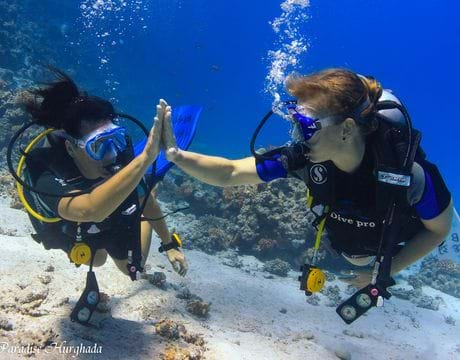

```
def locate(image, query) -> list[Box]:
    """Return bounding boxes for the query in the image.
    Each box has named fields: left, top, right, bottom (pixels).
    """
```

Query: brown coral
left=155, top=319, right=187, bottom=340
left=254, top=238, right=278, bottom=253
left=185, top=300, right=210, bottom=318
left=154, top=319, right=206, bottom=359
left=182, top=333, right=206, bottom=347
left=161, top=345, right=204, bottom=360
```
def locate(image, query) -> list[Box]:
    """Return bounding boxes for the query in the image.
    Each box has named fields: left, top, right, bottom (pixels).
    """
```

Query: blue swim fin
left=133, top=105, right=202, bottom=179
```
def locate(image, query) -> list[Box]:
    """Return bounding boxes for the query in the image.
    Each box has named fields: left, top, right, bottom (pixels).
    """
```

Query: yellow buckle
left=70, top=243, right=92, bottom=265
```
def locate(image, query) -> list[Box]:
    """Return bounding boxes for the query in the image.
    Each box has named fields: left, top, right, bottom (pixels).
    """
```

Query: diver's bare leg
left=83, top=249, right=108, bottom=268
left=143, top=190, right=171, bottom=244
left=112, top=258, right=129, bottom=275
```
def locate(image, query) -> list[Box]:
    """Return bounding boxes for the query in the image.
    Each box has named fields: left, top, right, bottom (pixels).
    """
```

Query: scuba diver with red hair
left=159, top=68, right=453, bottom=323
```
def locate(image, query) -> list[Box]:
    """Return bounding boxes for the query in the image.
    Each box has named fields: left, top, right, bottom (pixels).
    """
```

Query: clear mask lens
left=84, top=126, right=127, bottom=161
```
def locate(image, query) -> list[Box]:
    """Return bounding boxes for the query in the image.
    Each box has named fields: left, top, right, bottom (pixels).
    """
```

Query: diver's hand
left=143, top=103, right=164, bottom=163
left=161, top=103, right=180, bottom=162
left=342, top=269, right=372, bottom=289
left=166, top=249, right=188, bottom=276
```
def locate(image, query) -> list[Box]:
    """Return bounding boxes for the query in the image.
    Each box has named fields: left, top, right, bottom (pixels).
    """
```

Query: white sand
left=0, top=203, right=459, bottom=359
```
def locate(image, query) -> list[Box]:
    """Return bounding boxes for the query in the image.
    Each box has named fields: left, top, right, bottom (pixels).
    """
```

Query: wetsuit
left=28, top=147, right=147, bottom=260
left=255, top=140, right=451, bottom=261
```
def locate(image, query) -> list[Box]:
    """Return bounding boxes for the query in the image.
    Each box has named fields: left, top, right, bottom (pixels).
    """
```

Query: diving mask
left=283, top=102, right=343, bottom=142
left=57, top=123, right=128, bottom=161
left=250, top=100, right=342, bottom=163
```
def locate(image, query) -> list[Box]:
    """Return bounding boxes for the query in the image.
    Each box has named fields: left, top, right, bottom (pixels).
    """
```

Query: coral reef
left=320, top=285, right=342, bottom=307
left=1, top=286, right=49, bottom=317
left=161, top=345, right=204, bottom=360
left=158, top=169, right=323, bottom=271
left=185, top=300, right=211, bottom=318
left=0, top=172, right=22, bottom=210
left=143, top=271, right=168, bottom=289
left=0, top=0, right=87, bottom=174
left=263, top=258, right=291, bottom=277
left=0, top=0, right=62, bottom=165
left=221, top=252, right=244, bottom=268
left=412, top=295, right=444, bottom=311
left=155, top=319, right=206, bottom=360
left=155, top=319, right=187, bottom=340
left=172, top=285, right=211, bottom=318
left=415, top=258, right=460, bottom=298
left=391, top=285, right=445, bottom=311
left=391, top=287, right=423, bottom=301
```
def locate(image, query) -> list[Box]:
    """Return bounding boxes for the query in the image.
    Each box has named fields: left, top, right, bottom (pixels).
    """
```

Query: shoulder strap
left=372, top=115, right=422, bottom=287
left=372, top=119, right=422, bottom=211
left=111, top=136, right=144, bottom=280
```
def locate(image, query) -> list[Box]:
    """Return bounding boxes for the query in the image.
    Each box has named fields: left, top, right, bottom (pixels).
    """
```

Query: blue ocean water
left=9, top=0, right=460, bottom=201
left=1, top=2, right=460, bottom=353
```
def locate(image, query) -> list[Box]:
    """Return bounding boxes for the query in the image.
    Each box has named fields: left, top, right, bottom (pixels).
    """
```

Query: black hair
left=22, top=67, right=115, bottom=138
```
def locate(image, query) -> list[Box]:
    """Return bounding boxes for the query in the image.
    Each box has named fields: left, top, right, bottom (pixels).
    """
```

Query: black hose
left=7, top=113, right=153, bottom=198
left=250, top=109, right=275, bottom=161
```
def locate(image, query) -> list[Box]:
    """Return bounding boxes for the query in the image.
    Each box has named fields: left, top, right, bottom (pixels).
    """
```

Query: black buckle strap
left=158, top=233, right=182, bottom=253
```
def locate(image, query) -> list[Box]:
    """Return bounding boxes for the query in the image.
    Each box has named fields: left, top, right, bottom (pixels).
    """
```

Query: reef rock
left=185, top=300, right=211, bottom=318
left=263, top=258, right=291, bottom=277
left=158, top=169, right=325, bottom=271
left=416, top=258, right=460, bottom=298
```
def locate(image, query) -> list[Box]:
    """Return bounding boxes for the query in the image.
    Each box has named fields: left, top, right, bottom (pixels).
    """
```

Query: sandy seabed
left=0, top=196, right=458, bottom=360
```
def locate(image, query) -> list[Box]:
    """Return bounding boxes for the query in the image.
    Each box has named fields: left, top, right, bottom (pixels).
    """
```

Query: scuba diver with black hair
left=158, top=68, right=453, bottom=324
left=8, top=69, right=202, bottom=324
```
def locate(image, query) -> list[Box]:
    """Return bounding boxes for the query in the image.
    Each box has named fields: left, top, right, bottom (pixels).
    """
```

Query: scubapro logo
left=310, top=164, right=327, bottom=184
left=54, top=177, right=68, bottom=187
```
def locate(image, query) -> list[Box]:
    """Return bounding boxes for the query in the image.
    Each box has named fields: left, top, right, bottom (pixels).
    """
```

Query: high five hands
left=141, top=98, right=179, bottom=163
left=142, top=99, right=187, bottom=276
